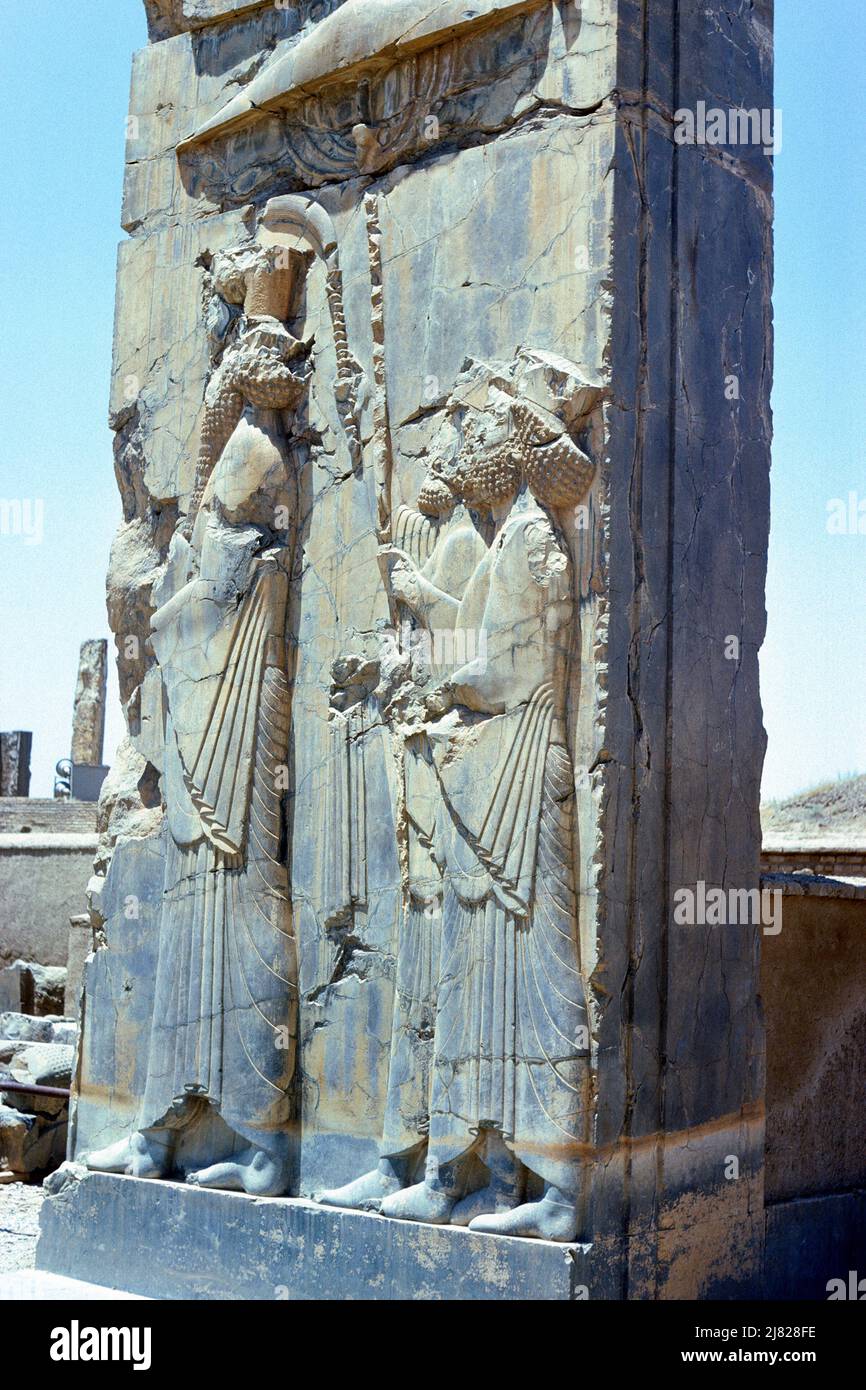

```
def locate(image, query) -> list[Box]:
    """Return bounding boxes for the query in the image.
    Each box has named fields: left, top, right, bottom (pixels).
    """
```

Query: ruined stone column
left=38, top=0, right=774, bottom=1301
left=0, top=732, right=32, bottom=797
left=71, top=639, right=108, bottom=767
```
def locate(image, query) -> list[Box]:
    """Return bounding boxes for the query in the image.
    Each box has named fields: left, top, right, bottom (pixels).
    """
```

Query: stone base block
left=37, top=1173, right=594, bottom=1301
left=764, top=1189, right=866, bottom=1301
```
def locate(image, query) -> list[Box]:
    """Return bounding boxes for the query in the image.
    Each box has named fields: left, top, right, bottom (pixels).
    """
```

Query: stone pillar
left=0, top=731, right=32, bottom=797
left=71, top=640, right=107, bottom=767
left=38, top=0, right=774, bottom=1301
left=593, top=0, right=772, bottom=1298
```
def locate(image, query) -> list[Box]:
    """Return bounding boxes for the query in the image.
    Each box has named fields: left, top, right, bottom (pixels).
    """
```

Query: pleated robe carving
left=379, top=502, right=490, bottom=1162
left=427, top=505, right=590, bottom=1195
left=140, top=461, right=296, bottom=1142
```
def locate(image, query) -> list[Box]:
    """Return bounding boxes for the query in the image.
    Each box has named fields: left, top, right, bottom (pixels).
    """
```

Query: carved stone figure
left=85, top=205, right=317, bottom=1196
left=379, top=453, right=497, bottom=1179
left=321, top=353, right=599, bottom=1239
left=317, top=434, right=485, bottom=1207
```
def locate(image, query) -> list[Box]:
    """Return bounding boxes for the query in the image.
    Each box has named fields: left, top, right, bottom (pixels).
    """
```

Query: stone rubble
left=0, top=1013, right=76, bottom=1182
left=0, top=961, right=67, bottom=1017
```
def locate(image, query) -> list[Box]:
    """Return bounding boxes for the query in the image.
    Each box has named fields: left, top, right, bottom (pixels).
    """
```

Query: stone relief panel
left=317, top=348, right=602, bottom=1240
left=39, top=0, right=774, bottom=1301
left=77, top=0, right=615, bottom=1247
left=86, top=195, right=364, bottom=1196
left=285, top=122, right=611, bottom=1216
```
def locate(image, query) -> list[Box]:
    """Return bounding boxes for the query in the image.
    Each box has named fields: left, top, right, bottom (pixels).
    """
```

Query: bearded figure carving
left=320, top=352, right=599, bottom=1240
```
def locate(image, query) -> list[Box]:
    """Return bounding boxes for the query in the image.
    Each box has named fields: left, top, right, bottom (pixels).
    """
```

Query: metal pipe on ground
left=0, top=1080, right=71, bottom=1099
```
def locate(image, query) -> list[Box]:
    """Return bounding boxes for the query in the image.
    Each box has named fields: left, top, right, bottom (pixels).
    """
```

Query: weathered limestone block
left=44, top=0, right=776, bottom=1299
left=38, top=1171, right=601, bottom=1300
left=145, top=0, right=276, bottom=38
left=1, top=1042, right=74, bottom=1121
left=8, top=1042, right=74, bottom=1088
left=0, top=1034, right=73, bottom=1177
left=0, top=1106, right=68, bottom=1177
left=0, top=832, right=98, bottom=969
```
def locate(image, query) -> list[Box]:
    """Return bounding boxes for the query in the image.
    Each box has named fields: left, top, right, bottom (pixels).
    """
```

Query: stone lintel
left=145, top=0, right=273, bottom=39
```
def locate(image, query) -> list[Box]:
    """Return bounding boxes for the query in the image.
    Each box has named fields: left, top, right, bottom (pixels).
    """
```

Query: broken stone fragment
left=0, top=1037, right=73, bottom=1176
left=48, top=1021, right=77, bottom=1048
left=27, top=963, right=67, bottom=1016
left=0, top=1013, right=76, bottom=1047
left=0, top=961, right=66, bottom=1017
left=9, top=1043, right=74, bottom=1089
left=1, top=1041, right=73, bottom=1116
left=0, top=1102, right=66, bottom=1177
left=42, top=1160, right=86, bottom=1196
left=0, top=1105, right=38, bottom=1173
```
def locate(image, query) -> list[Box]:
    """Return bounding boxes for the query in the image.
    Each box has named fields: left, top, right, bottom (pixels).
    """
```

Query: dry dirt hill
left=762, top=773, right=866, bottom=838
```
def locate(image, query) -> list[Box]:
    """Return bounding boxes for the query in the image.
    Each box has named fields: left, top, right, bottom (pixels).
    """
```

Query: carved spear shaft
left=364, top=192, right=410, bottom=909
left=364, top=193, right=394, bottom=551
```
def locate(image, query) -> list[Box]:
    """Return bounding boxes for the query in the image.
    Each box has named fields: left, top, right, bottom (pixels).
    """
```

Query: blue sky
left=0, top=1, right=863, bottom=799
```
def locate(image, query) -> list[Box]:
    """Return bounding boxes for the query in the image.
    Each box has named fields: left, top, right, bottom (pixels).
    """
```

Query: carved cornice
left=145, top=0, right=284, bottom=38
left=177, top=0, right=552, bottom=152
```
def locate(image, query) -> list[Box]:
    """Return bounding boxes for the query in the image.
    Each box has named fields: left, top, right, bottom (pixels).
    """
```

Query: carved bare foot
left=186, top=1145, right=287, bottom=1197
left=84, top=1136, right=132, bottom=1174
left=316, top=1164, right=402, bottom=1211
left=379, top=1180, right=455, bottom=1225
left=450, top=1180, right=521, bottom=1227
left=130, top=1129, right=173, bottom=1180
left=85, top=1130, right=173, bottom=1180
left=468, top=1191, right=578, bottom=1242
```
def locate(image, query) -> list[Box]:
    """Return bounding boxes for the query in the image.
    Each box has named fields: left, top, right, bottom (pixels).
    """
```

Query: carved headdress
left=512, top=399, right=595, bottom=508
left=430, top=353, right=601, bottom=512
left=186, top=195, right=363, bottom=532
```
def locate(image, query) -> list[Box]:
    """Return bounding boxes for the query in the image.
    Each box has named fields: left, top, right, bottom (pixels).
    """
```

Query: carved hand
left=380, top=545, right=423, bottom=610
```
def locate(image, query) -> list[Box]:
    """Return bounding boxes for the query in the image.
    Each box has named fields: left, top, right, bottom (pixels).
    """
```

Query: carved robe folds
left=145, top=524, right=295, bottom=1139
left=127, top=277, right=304, bottom=1179
left=428, top=504, right=590, bottom=1195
